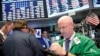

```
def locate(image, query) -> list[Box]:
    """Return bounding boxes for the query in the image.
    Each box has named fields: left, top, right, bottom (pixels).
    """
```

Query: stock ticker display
left=2, top=0, right=45, bottom=20
left=2, top=0, right=90, bottom=20
left=46, top=0, right=89, bottom=17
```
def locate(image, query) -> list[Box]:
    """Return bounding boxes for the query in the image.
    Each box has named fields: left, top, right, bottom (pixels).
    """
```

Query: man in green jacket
left=50, top=15, right=100, bottom=56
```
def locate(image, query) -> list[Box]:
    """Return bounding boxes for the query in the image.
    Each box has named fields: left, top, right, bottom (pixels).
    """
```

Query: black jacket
left=96, top=23, right=100, bottom=29
left=3, top=30, right=47, bottom=56
left=0, top=33, right=3, bottom=56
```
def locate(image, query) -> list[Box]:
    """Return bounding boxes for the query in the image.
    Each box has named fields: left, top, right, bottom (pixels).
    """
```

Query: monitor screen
left=93, top=0, right=100, bottom=8
left=46, top=0, right=89, bottom=17
left=2, top=0, right=45, bottom=20
left=35, top=28, right=41, bottom=38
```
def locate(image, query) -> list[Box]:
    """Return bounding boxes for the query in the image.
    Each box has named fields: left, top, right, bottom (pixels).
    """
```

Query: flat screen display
left=35, top=29, right=41, bottom=38
left=46, top=0, right=89, bottom=17
left=2, top=0, right=45, bottom=20
left=93, top=0, right=100, bottom=8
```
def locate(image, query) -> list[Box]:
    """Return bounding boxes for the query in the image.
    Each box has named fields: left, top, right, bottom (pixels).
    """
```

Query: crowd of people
left=0, top=13, right=100, bottom=56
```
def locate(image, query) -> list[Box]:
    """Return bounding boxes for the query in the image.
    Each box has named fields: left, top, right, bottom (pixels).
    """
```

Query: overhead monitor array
left=46, top=0, right=89, bottom=17
left=1, top=0, right=100, bottom=21
left=2, top=0, right=45, bottom=20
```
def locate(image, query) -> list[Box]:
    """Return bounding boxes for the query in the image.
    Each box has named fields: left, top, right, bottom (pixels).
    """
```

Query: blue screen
left=2, top=0, right=45, bottom=20
left=93, top=0, right=100, bottom=8
left=35, top=28, right=41, bottom=38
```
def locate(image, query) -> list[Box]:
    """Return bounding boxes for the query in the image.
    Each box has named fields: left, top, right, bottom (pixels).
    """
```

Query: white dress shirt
left=63, top=32, right=75, bottom=50
left=0, top=30, right=7, bottom=41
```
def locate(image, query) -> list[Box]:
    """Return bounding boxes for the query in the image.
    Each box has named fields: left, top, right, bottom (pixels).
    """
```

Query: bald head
left=58, top=16, right=74, bottom=25
left=57, top=16, right=74, bottom=39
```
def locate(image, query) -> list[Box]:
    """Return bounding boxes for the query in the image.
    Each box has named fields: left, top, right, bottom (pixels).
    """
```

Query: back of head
left=29, top=28, right=36, bottom=34
left=14, top=19, right=28, bottom=30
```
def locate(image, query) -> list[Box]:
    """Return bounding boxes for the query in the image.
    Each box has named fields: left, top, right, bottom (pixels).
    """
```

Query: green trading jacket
left=58, top=33, right=100, bottom=56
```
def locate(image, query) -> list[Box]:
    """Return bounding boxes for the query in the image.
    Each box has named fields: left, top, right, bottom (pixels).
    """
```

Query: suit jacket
left=0, top=33, right=4, bottom=56
left=3, top=30, right=47, bottom=56
left=58, top=33, right=100, bottom=56
left=37, top=37, right=51, bottom=49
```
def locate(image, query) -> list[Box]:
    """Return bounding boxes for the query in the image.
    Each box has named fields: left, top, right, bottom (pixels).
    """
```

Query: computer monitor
left=46, top=0, right=89, bottom=17
left=2, top=0, right=45, bottom=21
left=35, top=28, right=41, bottom=38
left=93, top=0, right=100, bottom=8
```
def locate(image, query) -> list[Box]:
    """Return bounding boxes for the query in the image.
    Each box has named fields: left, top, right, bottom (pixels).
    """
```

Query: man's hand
left=50, top=43, right=66, bottom=56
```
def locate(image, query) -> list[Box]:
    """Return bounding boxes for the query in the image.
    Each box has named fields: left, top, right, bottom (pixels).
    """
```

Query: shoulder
left=37, top=37, right=43, bottom=40
left=13, top=31, right=30, bottom=36
left=75, top=33, right=94, bottom=44
left=75, top=33, right=91, bottom=40
left=37, top=38, right=45, bottom=43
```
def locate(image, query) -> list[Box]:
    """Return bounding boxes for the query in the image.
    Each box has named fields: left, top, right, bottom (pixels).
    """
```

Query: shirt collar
left=70, top=32, right=75, bottom=41
left=0, top=30, right=5, bottom=36
left=0, top=30, right=7, bottom=41
left=63, top=32, right=75, bottom=50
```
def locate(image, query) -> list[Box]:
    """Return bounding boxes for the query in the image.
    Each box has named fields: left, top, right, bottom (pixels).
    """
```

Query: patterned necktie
left=65, top=40, right=70, bottom=51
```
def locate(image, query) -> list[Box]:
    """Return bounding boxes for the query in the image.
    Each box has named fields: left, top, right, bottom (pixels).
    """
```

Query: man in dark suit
left=0, top=20, right=14, bottom=56
left=38, top=30, right=51, bottom=49
left=3, top=19, right=48, bottom=56
left=0, top=33, right=3, bottom=56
